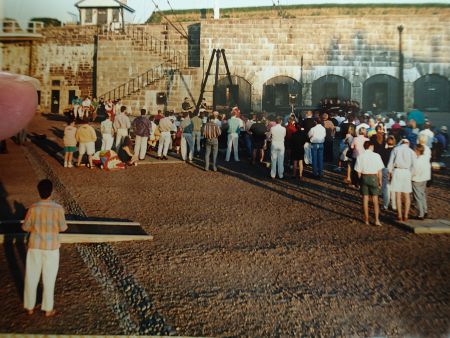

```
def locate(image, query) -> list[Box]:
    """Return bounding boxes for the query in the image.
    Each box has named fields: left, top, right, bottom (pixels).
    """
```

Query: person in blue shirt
left=407, top=104, right=425, bottom=129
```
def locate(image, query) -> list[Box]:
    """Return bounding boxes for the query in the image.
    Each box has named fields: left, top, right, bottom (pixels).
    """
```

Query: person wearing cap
left=388, top=138, right=417, bottom=222
left=355, top=141, right=385, bottom=226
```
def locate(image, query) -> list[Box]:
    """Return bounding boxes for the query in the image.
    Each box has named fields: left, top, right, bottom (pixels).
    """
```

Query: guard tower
left=75, top=0, right=135, bottom=31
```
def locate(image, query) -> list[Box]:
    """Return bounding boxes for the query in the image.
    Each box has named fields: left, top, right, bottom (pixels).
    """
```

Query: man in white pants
left=157, top=111, right=173, bottom=160
left=22, top=179, right=67, bottom=317
left=269, top=116, right=286, bottom=179
left=100, top=113, right=114, bottom=151
left=113, top=106, right=131, bottom=149
left=132, top=108, right=151, bottom=160
left=225, top=107, right=242, bottom=162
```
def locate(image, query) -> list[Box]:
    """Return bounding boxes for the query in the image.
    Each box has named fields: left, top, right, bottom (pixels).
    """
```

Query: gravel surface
left=1, top=115, right=449, bottom=336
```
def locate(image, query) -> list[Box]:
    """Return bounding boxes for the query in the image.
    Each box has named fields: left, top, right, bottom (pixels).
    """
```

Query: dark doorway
left=262, top=76, right=300, bottom=113
left=215, top=75, right=252, bottom=114
left=414, top=74, right=449, bottom=112
left=98, top=9, right=107, bottom=25
left=311, top=75, right=351, bottom=106
left=363, top=74, right=399, bottom=113
left=68, top=90, right=76, bottom=105
left=51, top=90, right=60, bottom=114
left=187, top=23, right=200, bottom=68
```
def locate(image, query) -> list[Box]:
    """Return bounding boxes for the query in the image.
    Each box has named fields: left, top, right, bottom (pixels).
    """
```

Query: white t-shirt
left=270, top=124, right=286, bottom=143
left=355, top=150, right=384, bottom=174
left=82, top=98, right=91, bottom=107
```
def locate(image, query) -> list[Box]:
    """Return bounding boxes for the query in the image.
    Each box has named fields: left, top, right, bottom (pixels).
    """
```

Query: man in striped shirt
left=203, top=115, right=222, bottom=171
left=22, top=179, right=67, bottom=317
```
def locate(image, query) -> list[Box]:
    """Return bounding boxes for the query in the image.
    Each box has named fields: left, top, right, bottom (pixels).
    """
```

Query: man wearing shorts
left=75, top=118, right=97, bottom=168
left=355, top=141, right=385, bottom=226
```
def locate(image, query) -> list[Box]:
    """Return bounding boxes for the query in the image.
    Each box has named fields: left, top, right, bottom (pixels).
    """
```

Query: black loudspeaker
left=157, top=92, right=166, bottom=105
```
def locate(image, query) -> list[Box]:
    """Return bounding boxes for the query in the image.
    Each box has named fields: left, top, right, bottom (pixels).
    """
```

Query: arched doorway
left=311, top=75, right=351, bottom=106
left=363, top=74, right=399, bottom=113
left=262, top=76, right=301, bottom=113
left=214, top=75, right=252, bottom=114
left=414, top=74, right=449, bottom=112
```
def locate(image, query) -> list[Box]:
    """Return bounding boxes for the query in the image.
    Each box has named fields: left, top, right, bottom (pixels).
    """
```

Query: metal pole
left=195, top=49, right=216, bottom=113
left=398, top=25, right=404, bottom=112
left=213, top=49, right=221, bottom=111
left=300, top=55, right=304, bottom=109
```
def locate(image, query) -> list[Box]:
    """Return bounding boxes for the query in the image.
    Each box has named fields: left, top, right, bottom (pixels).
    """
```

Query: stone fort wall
left=198, top=12, right=449, bottom=111
left=1, top=5, right=449, bottom=114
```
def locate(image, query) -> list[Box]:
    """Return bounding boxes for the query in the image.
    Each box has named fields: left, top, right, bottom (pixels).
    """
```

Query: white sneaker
left=64, top=161, right=68, bottom=168
left=68, top=162, right=73, bottom=168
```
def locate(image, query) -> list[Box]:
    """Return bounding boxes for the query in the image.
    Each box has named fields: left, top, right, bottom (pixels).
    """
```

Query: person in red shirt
left=285, top=116, right=297, bottom=167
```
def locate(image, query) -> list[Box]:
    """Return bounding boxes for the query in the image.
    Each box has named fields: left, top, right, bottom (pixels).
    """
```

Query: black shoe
left=163, top=156, right=168, bottom=160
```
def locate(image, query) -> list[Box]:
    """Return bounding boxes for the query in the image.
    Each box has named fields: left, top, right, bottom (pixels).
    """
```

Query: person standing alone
left=22, top=179, right=67, bottom=317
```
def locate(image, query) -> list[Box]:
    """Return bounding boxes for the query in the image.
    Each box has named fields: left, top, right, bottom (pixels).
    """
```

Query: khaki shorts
left=360, top=175, right=380, bottom=196
left=79, top=142, right=95, bottom=156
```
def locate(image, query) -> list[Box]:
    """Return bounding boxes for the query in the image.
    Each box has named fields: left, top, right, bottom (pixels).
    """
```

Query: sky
left=4, top=0, right=450, bottom=29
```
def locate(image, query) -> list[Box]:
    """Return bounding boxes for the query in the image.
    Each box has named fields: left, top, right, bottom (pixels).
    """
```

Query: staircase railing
left=98, top=25, right=189, bottom=101
left=100, top=63, right=177, bottom=101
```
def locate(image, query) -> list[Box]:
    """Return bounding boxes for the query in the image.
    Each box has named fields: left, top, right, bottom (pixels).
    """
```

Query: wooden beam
left=0, top=219, right=153, bottom=243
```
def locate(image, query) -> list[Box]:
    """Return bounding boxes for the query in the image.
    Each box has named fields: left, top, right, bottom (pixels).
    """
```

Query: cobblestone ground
left=0, top=115, right=449, bottom=336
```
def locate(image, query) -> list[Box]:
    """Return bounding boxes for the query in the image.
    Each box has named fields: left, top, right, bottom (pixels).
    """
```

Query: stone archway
left=414, top=74, right=449, bottom=112
left=262, top=76, right=301, bottom=113
left=214, top=75, right=252, bottom=115
left=363, top=74, right=400, bottom=113
left=311, top=75, right=351, bottom=106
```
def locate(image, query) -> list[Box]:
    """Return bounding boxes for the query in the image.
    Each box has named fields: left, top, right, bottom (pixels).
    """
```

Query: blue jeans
left=205, top=138, right=219, bottom=170
left=181, top=133, right=194, bottom=161
left=311, top=143, right=324, bottom=176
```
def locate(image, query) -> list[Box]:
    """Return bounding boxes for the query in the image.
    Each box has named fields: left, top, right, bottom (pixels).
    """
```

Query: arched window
left=363, top=74, right=400, bottom=113
left=414, top=74, right=449, bottom=112
left=214, top=75, right=252, bottom=114
left=262, top=76, right=300, bottom=113
left=312, top=75, right=351, bottom=106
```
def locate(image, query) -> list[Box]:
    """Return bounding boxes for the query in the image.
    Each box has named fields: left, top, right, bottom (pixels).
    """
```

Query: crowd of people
left=63, top=96, right=448, bottom=224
